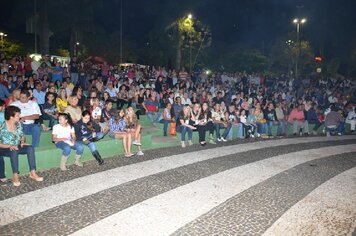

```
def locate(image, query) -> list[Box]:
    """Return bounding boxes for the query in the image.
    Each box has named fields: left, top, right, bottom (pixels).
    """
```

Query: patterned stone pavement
left=0, top=136, right=355, bottom=236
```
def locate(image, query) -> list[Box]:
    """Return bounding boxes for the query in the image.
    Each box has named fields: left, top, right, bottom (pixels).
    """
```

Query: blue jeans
left=55, top=141, right=84, bottom=156
left=214, top=123, right=232, bottom=139
left=266, top=121, right=278, bottom=136
left=77, top=132, right=104, bottom=153
left=0, top=145, right=37, bottom=174
left=79, top=74, right=87, bottom=90
left=277, top=121, right=287, bottom=135
left=159, top=119, right=172, bottom=135
left=256, top=122, right=267, bottom=135
left=22, top=123, right=41, bottom=148
left=177, top=125, right=193, bottom=141
left=326, top=122, right=345, bottom=134
left=228, top=123, right=244, bottom=139
left=0, top=156, right=5, bottom=178
left=147, top=112, right=159, bottom=124
left=71, top=73, right=79, bottom=86
left=41, top=113, right=56, bottom=128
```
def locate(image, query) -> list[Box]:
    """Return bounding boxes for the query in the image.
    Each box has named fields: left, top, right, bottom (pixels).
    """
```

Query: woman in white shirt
left=52, top=113, right=84, bottom=171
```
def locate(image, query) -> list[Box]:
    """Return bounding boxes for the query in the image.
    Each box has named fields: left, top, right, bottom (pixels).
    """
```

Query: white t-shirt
left=92, top=106, right=102, bottom=120
left=52, top=124, right=74, bottom=145
left=11, top=100, right=42, bottom=124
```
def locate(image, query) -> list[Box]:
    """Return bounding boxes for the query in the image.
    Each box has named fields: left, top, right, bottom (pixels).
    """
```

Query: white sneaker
left=337, top=133, right=342, bottom=136
left=221, top=137, right=227, bottom=142
left=217, top=138, right=222, bottom=142
left=133, top=140, right=142, bottom=146
left=209, top=139, right=216, bottom=144
left=256, top=133, right=261, bottom=138
left=136, top=151, right=144, bottom=156
left=250, top=134, right=255, bottom=138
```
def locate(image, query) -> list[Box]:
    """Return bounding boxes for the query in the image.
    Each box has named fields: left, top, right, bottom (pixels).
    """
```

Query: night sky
left=0, top=0, right=355, bottom=60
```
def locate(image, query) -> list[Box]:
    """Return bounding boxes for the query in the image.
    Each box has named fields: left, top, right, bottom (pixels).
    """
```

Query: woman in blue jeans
left=74, top=111, right=104, bottom=165
left=177, top=105, right=196, bottom=148
left=52, top=113, right=84, bottom=171
left=0, top=105, right=43, bottom=187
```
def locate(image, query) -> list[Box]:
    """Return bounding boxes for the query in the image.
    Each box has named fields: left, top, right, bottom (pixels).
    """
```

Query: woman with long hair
left=177, top=105, right=196, bottom=148
left=56, top=88, right=68, bottom=113
left=52, top=113, right=84, bottom=170
left=125, top=107, right=144, bottom=156
left=75, top=110, right=104, bottom=165
left=109, top=109, right=133, bottom=157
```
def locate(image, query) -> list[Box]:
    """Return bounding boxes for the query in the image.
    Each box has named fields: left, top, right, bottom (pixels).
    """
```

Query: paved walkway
left=0, top=136, right=355, bottom=235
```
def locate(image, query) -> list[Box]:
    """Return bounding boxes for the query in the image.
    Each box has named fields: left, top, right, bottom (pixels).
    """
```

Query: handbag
left=169, top=122, right=177, bottom=136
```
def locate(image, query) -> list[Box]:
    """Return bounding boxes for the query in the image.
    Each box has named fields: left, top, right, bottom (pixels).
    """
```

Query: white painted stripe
left=263, top=167, right=356, bottom=236
left=0, top=136, right=353, bottom=226
left=71, top=144, right=356, bottom=236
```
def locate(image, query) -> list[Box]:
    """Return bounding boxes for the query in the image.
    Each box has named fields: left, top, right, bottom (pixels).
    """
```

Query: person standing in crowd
left=52, top=113, right=84, bottom=170
left=0, top=106, right=43, bottom=186
left=109, top=109, right=133, bottom=157
left=75, top=111, right=104, bottom=165
left=0, top=76, right=10, bottom=100
left=51, top=62, right=63, bottom=83
left=69, top=56, right=79, bottom=86
left=11, top=89, right=42, bottom=148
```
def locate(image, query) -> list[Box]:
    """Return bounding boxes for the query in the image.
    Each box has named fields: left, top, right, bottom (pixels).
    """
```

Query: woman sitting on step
left=52, top=113, right=84, bottom=171
left=176, top=104, right=196, bottom=148
left=0, top=105, right=44, bottom=187
left=125, top=107, right=144, bottom=156
left=74, top=111, right=104, bottom=165
left=109, top=109, right=133, bottom=157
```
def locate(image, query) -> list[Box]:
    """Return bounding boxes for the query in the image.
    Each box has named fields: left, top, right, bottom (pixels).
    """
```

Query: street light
left=293, top=18, right=307, bottom=79
left=0, top=32, right=8, bottom=49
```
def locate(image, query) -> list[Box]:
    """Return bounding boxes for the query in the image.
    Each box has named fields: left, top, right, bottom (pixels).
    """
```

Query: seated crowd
left=0, top=53, right=355, bottom=186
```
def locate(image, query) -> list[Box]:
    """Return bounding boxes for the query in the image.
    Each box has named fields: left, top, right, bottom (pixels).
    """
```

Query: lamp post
left=293, top=18, right=306, bottom=79
left=0, top=32, right=8, bottom=50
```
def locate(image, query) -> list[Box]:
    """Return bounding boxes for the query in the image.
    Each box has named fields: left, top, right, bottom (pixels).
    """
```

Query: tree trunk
left=176, top=36, right=182, bottom=71
left=39, top=0, right=49, bottom=54
left=70, top=29, right=76, bottom=58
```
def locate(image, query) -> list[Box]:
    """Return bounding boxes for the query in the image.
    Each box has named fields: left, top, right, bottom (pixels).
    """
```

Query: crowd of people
left=0, top=53, right=355, bottom=187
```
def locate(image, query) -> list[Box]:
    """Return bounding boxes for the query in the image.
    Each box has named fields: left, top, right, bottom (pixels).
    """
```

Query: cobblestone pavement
left=0, top=136, right=355, bottom=236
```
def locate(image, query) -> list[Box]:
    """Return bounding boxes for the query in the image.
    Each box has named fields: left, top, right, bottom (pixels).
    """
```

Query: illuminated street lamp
left=293, top=18, right=307, bottom=79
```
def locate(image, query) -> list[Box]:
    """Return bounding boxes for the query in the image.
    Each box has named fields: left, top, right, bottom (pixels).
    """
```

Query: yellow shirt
left=56, top=97, right=68, bottom=113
